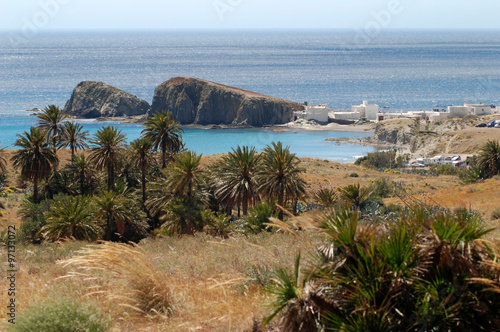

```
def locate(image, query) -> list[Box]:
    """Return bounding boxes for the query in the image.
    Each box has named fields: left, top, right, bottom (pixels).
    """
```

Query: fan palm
left=257, top=142, right=306, bottom=220
left=11, top=127, right=58, bottom=203
left=214, top=146, right=261, bottom=216
left=338, top=183, right=372, bottom=210
left=315, top=188, right=338, bottom=208
left=58, top=122, right=89, bottom=160
left=41, top=195, right=102, bottom=241
left=476, top=140, right=500, bottom=178
left=89, top=126, right=126, bottom=191
left=142, top=110, right=183, bottom=168
left=36, top=105, right=67, bottom=148
left=129, top=137, right=156, bottom=206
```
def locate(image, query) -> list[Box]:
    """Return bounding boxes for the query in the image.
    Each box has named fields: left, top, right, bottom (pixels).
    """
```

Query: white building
left=352, top=101, right=379, bottom=121
left=465, top=103, right=492, bottom=115
left=332, top=110, right=362, bottom=121
left=448, top=106, right=470, bottom=117
left=293, top=104, right=329, bottom=123
left=376, top=102, right=493, bottom=122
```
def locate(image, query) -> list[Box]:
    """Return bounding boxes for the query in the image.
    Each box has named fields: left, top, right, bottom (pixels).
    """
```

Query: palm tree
left=257, top=142, right=306, bottom=220
left=36, top=105, right=67, bottom=148
left=315, top=188, right=338, bottom=208
left=66, top=153, right=95, bottom=195
left=58, top=122, right=89, bottom=160
left=477, top=140, right=500, bottom=178
left=0, top=144, right=7, bottom=173
left=41, top=195, right=102, bottom=241
left=89, top=126, right=126, bottom=191
left=129, top=137, right=155, bottom=206
left=94, top=191, right=129, bottom=241
left=214, top=146, right=261, bottom=216
left=338, top=183, right=372, bottom=210
left=11, top=127, right=58, bottom=203
left=166, top=151, right=203, bottom=203
left=142, top=110, right=183, bottom=168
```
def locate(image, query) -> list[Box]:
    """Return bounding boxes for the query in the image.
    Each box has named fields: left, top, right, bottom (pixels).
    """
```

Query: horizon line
left=2, top=27, right=500, bottom=33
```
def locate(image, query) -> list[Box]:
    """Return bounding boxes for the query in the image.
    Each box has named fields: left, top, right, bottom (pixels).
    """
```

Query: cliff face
left=370, top=118, right=417, bottom=145
left=149, top=77, right=304, bottom=126
left=64, top=81, right=150, bottom=118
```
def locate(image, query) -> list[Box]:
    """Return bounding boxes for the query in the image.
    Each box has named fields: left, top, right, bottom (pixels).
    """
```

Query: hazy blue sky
left=1, top=0, right=499, bottom=31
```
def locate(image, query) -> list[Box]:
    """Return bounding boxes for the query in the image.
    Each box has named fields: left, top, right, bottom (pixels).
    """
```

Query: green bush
left=355, top=151, right=403, bottom=169
left=243, top=201, right=278, bottom=233
left=370, top=177, right=399, bottom=198
left=459, top=166, right=485, bottom=184
left=349, top=173, right=359, bottom=178
left=18, top=198, right=54, bottom=244
left=9, top=298, right=110, bottom=332
left=430, top=164, right=459, bottom=176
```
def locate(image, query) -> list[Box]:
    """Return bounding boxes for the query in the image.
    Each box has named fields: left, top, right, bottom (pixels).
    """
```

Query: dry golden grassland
left=1, top=152, right=500, bottom=331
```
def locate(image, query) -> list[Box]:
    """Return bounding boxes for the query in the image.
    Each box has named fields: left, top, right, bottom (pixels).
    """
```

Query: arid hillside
left=368, top=115, right=500, bottom=159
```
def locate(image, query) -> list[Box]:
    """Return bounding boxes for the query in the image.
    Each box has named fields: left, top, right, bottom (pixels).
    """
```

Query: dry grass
left=59, top=241, right=173, bottom=316
left=0, top=232, right=321, bottom=331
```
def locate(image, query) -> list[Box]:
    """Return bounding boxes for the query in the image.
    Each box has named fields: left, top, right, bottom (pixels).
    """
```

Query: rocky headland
left=149, top=77, right=304, bottom=126
left=63, top=81, right=150, bottom=119
left=365, top=115, right=500, bottom=158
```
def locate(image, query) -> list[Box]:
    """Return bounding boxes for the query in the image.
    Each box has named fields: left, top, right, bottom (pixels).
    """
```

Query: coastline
left=110, top=115, right=376, bottom=133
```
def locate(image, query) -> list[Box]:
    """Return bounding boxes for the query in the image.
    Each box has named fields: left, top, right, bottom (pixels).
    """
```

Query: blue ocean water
left=0, top=112, right=373, bottom=161
left=1, top=30, right=500, bottom=159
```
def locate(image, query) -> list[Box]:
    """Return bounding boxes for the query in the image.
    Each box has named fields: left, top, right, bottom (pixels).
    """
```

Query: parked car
left=451, top=155, right=461, bottom=161
left=495, top=123, right=500, bottom=128
left=411, top=162, right=426, bottom=168
left=487, top=121, right=496, bottom=127
left=475, top=123, right=487, bottom=127
left=452, top=160, right=467, bottom=168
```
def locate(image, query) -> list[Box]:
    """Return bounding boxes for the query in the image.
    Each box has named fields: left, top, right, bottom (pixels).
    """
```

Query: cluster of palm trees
left=4, top=105, right=307, bottom=242
left=264, top=204, right=500, bottom=331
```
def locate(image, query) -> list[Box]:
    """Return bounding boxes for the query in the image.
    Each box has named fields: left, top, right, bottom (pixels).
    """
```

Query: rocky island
left=149, top=77, right=304, bottom=126
left=63, top=81, right=150, bottom=119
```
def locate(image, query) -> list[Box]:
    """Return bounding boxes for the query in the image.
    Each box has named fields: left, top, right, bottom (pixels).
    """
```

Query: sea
left=1, top=30, right=500, bottom=161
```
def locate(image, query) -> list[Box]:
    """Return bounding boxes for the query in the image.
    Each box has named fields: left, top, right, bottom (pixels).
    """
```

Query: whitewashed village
left=293, top=100, right=499, bottom=168
left=294, top=100, right=496, bottom=123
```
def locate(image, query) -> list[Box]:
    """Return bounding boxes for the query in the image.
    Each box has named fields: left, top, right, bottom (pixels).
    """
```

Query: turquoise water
left=0, top=113, right=373, bottom=162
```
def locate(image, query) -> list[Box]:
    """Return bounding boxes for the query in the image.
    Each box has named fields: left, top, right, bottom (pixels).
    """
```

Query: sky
left=1, top=0, right=500, bottom=31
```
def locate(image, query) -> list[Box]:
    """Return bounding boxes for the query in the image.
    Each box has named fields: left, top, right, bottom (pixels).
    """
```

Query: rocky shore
left=363, top=115, right=500, bottom=158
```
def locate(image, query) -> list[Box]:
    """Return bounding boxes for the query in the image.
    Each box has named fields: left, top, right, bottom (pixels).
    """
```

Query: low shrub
left=243, top=201, right=278, bottom=233
left=492, top=208, right=500, bottom=220
left=9, top=298, right=110, bottom=332
left=315, top=188, right=337, bottom=208
left=18, top=198, right=54, bottom=244
left=355, top=151, right=405, bottom=169
left=459, top=166, right=485, bottom=184
left=370, top=177, right=400, bottom=198
left=430, top=163, right=460, bottom=176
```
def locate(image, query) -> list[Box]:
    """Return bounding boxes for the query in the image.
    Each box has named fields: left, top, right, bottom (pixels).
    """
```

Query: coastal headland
left=34, top=77, right=500, bottom=160
left=62, top=77, right=305, bottom=127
